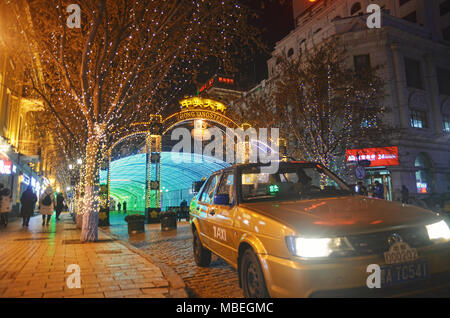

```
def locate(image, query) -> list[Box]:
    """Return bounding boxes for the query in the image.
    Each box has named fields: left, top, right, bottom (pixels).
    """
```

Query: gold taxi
left=189, top=162, right=450, bottom=297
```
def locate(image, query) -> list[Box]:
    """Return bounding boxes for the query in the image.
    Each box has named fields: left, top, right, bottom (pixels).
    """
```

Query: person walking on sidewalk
left=401, top=185, right=409, bottom=205
left=374, top=181, right=385, bottom=199
left=39, top=186, right=55, bottom=226
left=20, top=185, right=37, bottom=227
left=55, top=192, right=65, bottom=220
left=0, top=184, right=12, bottom=227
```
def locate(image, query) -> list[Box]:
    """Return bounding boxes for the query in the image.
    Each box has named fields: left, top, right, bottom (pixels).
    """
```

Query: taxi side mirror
left=214, top=194, right=230, bottom=206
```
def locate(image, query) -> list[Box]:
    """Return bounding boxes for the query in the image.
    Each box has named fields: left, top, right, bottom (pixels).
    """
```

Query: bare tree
left=237, top=38, right=388, bottom=172
left=11, top=0, right=262, bottom=241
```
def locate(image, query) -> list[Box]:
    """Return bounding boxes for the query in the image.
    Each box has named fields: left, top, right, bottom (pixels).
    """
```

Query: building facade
left=0, top=3, right=60, bottom=214
left=247, top=0, right=450, bottom=201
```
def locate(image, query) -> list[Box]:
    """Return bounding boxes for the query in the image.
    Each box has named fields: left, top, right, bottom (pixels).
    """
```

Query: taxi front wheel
left=240, top=249, right=269, bottom=298
left=193, top=229, right=211, bottom=267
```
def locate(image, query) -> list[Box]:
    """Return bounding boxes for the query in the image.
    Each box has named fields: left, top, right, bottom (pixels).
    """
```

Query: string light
left=8, top=0, right=262, bottom=241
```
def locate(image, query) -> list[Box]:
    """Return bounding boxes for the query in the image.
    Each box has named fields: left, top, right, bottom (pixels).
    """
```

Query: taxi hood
left=239, top=196, right=442, bottom=237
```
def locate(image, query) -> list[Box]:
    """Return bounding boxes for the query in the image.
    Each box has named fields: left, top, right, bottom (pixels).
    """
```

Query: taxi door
left=193, top=173, right=220, bottom=250
left=206, top=171, right=238, bottom=264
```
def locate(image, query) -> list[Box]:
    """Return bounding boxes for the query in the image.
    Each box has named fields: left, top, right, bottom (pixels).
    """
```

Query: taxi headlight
left=426, top=220, right=450, bottom=242
left=286, top=236, right=354, bottom=258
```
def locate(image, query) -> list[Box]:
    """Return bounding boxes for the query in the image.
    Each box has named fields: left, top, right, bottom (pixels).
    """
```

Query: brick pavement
left=0, top=213, right=186, bottom=298
left=103, top=212, right=243, bottom=298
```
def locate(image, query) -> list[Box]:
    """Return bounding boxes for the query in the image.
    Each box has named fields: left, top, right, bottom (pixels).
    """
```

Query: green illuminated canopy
left=100, top=152, right=229, bottom=211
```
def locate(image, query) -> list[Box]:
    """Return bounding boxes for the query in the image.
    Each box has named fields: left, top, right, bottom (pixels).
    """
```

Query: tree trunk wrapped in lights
left=80, top=124, right=104, bottom=241
left=10, top=0, right=262, bottom=241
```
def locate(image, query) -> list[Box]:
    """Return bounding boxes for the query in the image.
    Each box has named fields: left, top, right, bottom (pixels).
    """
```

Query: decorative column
left=390, top=43, right=410, bottom=129
left=423, top=53, right=442, bottom=134
left=145, top=133, right=162, bottom=223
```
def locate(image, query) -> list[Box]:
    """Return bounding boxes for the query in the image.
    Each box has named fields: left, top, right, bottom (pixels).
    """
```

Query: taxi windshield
left=240, top=164, right=352, bottom=202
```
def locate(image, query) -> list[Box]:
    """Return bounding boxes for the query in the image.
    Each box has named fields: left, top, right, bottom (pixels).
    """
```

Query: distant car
left=189, top=161, right=450, bottom=297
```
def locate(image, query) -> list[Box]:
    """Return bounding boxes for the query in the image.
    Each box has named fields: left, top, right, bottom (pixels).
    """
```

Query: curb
left=99, top=228, right=188, bottom=298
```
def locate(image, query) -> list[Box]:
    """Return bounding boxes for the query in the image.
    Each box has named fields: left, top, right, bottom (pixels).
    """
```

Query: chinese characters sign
left=346, top=146, right=399, bottom=167
left=179, top=97, right=226, bottom=113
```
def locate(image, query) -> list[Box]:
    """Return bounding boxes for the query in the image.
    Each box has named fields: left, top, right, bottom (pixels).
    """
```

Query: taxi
left=189, top=161, right=450, bottom=297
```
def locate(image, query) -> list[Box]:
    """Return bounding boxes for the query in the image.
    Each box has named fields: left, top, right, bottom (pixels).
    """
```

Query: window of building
left=415, top=153, right=433, bottom=194
left=399, top=0, right=412, bottom=6
left=440, top=0, right=450, bottom=16
left=443, top=115, right=450, bottom=133
left=287, top=48, right=294, bottom=58
left=437, top=67, right=450, bottom=96
left=443, top=26, right=450, bottom=41
left=332, top=15, right=341, bottom=22
left=402, top=11, right=417, bottom=23
left=410, top=109, right=428, bottom=128
left=350, top=3, right=362, bottom=15
left=354, top=54, right=371, bottom=75
left=404, top=58, right=423, bottom=89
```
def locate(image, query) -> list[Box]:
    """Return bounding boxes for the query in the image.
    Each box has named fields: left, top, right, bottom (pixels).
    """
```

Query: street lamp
left=68, top=164, right=73, bottom=169
left=77, top=158, right=82, bottom=165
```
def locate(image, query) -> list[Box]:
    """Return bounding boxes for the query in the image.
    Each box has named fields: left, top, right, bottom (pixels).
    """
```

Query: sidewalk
left=0, top=213, right=186, bottom=298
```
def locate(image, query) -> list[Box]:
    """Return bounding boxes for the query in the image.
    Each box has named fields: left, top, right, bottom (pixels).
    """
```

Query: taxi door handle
left=209, top=209, right=215, bottom=216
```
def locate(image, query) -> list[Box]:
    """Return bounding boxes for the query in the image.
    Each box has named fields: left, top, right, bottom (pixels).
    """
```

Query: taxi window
left=241, top=164, right=351, bottom=202
left=216, top=172, right=234, bottom=205
left=199, top=174, right=220, bottom=204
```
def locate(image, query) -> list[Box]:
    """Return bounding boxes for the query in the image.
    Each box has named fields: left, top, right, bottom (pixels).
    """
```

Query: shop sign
left=0, top=159, right=12, bottom=174
left=346, top=146, right=399, bottom=167
left=416, top=182, right=428, bottom=194
left=22, top=174, right=30, bottom=185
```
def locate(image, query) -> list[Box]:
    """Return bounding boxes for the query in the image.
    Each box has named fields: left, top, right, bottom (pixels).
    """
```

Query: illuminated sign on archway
left=105, top=97, right=239, bottom=214
left=179, top=97, right=226, bottom=113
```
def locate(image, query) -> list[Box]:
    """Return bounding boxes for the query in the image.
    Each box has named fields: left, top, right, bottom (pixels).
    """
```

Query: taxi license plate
left=380, top=259, right=429, bottom=287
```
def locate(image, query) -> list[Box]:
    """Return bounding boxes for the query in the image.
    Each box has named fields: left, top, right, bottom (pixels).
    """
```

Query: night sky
left=239, top=0, right=295, bottom=88
left=194, top=0, right=294, bottom=92
left=241, top=0, right=294, bottom=88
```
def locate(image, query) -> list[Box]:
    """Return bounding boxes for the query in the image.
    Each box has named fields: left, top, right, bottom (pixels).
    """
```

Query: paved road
left=104, top=212, right=243, bottom=298
left=0, top=213, right=176, bottom=298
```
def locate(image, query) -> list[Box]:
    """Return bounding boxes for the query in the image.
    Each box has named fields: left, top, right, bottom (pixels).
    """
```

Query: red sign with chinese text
left=346, top=146, right=399, bottom=167
left=0, top=159, right=12, bottom=174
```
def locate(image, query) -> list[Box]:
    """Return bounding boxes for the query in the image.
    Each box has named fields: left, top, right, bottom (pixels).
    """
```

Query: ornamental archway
left=101, top=97, right=246, bottom=224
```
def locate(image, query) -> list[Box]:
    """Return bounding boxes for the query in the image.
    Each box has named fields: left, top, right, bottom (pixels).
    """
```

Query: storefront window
left=443, top=115, right=450, bottom=133
left=410, top=109, right=428, bottom=128
left=415, top=153, right=433, bottom=194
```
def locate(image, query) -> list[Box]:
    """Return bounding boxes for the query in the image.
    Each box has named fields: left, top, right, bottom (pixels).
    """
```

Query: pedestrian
left=39, top=186, right=55, bottom=226
left=356, top=182, right=367, bottom=196
left=401, top=185, right=409, bottom=204
left=123, top=201, right=127, bottom=213
left=20, top=185, right=37, bottom=227
left=180, top=199, right=187, bottom=207
left=55, top=192, right=65, bottom=220
left=0, top=184, right=12, bottom=227
left=117, top=201, right=121, bottom=212
left=374, top=181, right=385, bottom=199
